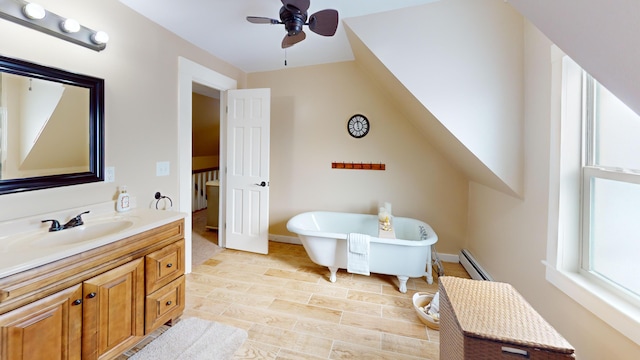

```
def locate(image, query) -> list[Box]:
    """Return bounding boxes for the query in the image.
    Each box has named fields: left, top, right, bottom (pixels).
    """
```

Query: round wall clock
left=347, top=114, right=370, bottom=138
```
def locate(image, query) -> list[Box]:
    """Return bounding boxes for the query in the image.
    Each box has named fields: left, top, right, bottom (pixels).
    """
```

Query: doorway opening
left=191, top=85, right=222, bottom=267
left=178, top=56, right=237, bottom=274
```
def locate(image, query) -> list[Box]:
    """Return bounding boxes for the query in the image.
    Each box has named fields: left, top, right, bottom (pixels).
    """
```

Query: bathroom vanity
left=0, top=206, right=186, bottom=360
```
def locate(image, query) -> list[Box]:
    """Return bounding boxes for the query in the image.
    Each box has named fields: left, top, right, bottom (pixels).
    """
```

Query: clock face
left=347, top=114, right=370, bottom=138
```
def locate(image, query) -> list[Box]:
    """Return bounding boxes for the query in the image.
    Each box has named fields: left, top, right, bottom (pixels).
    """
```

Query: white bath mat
left=129, top=317, right=248, bottom=360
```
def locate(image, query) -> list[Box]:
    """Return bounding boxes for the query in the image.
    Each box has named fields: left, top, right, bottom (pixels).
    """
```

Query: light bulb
left=61, top=18, right=80, bottom=33
left=23, top=3, right=45, bottom=20
left=91, top=30, right=109, bottom=45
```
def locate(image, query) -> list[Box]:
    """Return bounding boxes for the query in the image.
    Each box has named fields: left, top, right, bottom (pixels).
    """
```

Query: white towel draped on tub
left=347, top=233, right=370, bottom=276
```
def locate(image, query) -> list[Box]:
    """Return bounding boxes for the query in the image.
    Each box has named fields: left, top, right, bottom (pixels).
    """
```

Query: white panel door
left=225, top=88, right=270, bottom=254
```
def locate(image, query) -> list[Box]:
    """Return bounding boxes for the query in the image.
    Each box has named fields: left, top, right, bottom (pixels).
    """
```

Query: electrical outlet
left=105, top=167, right=115, bottom=182
left=156, top=161, right=170, bottom=176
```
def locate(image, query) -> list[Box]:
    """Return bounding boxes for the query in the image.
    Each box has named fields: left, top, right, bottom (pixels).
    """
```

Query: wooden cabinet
left=82, top=258, right=145, bottom=360
left=0, top=284, right=83, bottom=360
left=0, top=219, right=185, bottom=360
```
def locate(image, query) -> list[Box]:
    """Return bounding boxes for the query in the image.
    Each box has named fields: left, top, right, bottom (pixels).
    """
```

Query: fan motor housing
left=279, top=6, right=307, bottom=35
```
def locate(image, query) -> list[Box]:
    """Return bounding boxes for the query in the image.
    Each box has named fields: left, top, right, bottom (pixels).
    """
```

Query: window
left=582, top=72, right=640, bottom=304
left=546, top=50, right=640, bottom=345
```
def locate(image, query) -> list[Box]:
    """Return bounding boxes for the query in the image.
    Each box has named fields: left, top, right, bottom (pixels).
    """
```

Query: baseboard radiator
left=192, top=169, right=219, bottom=211
left=459, top=249, right=493, bottom=281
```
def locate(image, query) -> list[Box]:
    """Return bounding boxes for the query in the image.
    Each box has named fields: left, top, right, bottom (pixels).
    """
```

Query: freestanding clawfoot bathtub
left=286, top=211, right=438, bottom=293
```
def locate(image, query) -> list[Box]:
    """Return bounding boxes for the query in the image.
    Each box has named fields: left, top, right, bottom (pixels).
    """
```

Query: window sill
left=544, top=262, right=640, bottom=345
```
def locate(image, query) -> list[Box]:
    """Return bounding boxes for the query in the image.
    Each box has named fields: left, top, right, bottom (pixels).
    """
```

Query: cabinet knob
left=73, top=299, right=82, bottom=305
left=166, top=301, right=172, bottom=306
left=87, top=292, right=97, bottom=299
left=166, top=263, right=173, bottom=268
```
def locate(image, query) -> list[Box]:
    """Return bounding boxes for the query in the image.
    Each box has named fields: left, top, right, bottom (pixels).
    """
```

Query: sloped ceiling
left=345, top=0, right=525, bottom=197
left=344, top=26, right=512, bottom=196
left=508, top=0, right=640, bottom=117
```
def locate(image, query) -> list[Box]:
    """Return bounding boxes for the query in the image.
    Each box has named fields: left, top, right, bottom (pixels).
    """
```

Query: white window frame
left=546, top=47, right=640, bottom=345
left=580, top=74, right=640, bottom=306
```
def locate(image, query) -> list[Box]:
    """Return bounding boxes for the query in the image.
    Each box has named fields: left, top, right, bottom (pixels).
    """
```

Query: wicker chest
left=439, top=276, right=575, bottom=359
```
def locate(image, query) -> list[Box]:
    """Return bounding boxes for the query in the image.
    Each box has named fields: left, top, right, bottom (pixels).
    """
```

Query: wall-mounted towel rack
left=331, top=162, right=386, bottom=170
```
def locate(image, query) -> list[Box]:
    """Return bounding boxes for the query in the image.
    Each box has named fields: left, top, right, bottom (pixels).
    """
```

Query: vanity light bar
left=0, top=0, right=108, bottom=51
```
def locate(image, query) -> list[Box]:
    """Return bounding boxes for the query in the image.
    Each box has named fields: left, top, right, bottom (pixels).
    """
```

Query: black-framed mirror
left=0, top=54, right=104, bottom=195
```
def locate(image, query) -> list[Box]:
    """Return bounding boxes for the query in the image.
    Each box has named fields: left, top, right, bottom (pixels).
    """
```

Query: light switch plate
left=105, top=167, right=115, bottom=182
left=156, top=161, right=170, bottom=176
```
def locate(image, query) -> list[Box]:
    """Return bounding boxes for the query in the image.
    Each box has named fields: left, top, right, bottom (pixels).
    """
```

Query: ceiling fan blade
left=246, top=16, right=280, bottom=24
left=282, top=0, right=310, bottom=13
left=308, top=9, right=339, bottom=36
left=282, top=31, right=306, bottom=48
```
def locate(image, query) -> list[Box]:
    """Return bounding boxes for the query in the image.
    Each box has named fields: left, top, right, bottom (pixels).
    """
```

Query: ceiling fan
left=247, top=0, right=339, bottom=49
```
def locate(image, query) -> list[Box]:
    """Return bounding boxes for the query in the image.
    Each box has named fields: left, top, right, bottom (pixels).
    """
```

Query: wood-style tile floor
left=184, top=238, right=470, bottom=359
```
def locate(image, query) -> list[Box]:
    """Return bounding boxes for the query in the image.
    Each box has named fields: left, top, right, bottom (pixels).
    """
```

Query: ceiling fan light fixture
left=285, top=19, right=304, bottom=36
left=279, top=5, right=306, bottom=36
left=248, top=0, right=338, bottom=49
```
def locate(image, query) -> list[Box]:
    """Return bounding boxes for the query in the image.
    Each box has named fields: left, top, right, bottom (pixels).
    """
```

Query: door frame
left=178, top=57, right=236, bottom=274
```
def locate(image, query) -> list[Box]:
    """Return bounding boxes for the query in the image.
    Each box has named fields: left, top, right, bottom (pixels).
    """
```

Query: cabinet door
left=82, top=258, right=144, bottom=360
left=0, top=284, right=83, bottom=360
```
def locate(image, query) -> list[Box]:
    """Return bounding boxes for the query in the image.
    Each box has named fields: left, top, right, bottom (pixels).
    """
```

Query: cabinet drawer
left=145, top=239, right=185, bottom=295
left=145, top=275, right=185, bottom=334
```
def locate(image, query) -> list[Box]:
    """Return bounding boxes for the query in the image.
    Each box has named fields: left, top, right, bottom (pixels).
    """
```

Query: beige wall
left=0, top=0, right=245, bottom=220
left=191, top=93, right=220, bottom=171
left=248, top=61, right=468, bottom=255
left=467, top=22, right=640, bottom=359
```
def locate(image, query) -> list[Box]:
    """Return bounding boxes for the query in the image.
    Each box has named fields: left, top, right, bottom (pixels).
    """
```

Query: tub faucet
left=63, top=210, right=90, bottom=229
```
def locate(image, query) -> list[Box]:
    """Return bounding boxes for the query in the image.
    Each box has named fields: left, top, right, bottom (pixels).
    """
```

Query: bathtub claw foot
left=426, top=273, right=434, bottom=285
left=397, top=275, right=409, bottom=293
left=328, top=267, right=338, bottom=283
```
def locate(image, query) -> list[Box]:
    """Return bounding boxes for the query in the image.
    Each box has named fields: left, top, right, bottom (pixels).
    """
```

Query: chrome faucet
left=42, top=210, right=90, bottom=232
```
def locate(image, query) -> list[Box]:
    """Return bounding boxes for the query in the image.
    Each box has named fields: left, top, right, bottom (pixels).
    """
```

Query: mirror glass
left=0, top=55, right=104, bottom=195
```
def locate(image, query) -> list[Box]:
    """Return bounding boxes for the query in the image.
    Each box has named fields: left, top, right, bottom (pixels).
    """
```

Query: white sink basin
left=32, top=220, right=134, bottom=247
left=3, top=219, right=135, bottom=251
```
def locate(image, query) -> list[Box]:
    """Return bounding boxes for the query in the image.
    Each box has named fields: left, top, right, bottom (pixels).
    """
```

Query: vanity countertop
left=0, top=204, right=185, bottom=279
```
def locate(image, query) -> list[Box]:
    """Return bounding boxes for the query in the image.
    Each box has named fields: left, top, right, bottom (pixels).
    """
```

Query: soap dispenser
left=116, top=185, right=130, bottom=212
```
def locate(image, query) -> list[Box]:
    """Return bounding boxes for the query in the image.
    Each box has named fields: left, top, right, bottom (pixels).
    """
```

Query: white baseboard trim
left=268, top=234, right=460, bottom=263
left=269, top=234, right=301, bottom=245
left=438, top=253, right=460, bottom=263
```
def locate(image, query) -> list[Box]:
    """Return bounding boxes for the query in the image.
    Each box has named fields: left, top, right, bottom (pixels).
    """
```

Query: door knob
left=254, top=181, right=267, bottom=187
